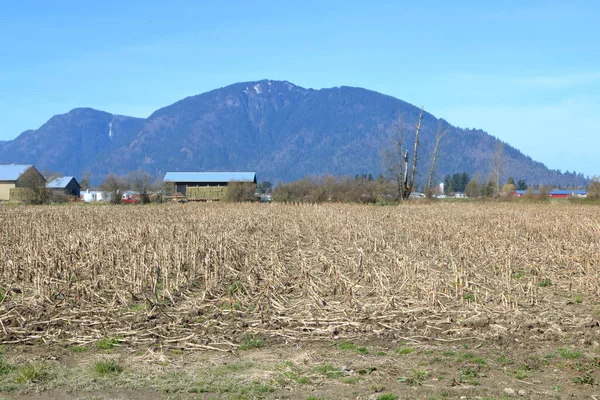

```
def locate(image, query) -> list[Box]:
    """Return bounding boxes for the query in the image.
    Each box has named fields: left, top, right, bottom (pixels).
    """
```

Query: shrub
left=272, top=175, right=394, bottom=204
left=538, top=185, right=551, bottom=201
left=588, top=176, right=600, bottom=199
left=224, top=182, right=258, bottom=202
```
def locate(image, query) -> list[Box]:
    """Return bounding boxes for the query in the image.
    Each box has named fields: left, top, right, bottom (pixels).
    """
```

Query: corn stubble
left=0, top=203, right=598, bottom=349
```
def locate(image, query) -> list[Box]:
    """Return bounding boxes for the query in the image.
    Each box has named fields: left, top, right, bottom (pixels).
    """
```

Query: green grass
left=227, top=281, right=245, bottom=296
left=514, top=365, right=532, bottom=379
left=193, top=379, right=274, bottom=396
left=557, top=347, right=583, bottom=360
left=538, top=278, right=552, bottom=287
left=213, top=361, right=254, bottom=376
left=14, top=364, right=49, bottom=384
left=129, top=303, right=147, bottom=312
left=238, top=334, right=264, bottom=350
left=456, top=352, right=487, bottom=365
left=340, top=376, right=360, bottom=384
left=497, top=355, right=513, bottom=366
left=511, top=270, right=526, bottom=279
left=398, top=368, right=429, bottom=386
left=312, top=364, right=345, bottom=379
left=338, top=341, right=368, bottom=354
left=395, top=346, right=415, bottom=355
left=94, top=360, right=124, bottom=376
left=96, top=337, right=120, bottom=350
left=573, top=374, right=594, bottom=385
left=377, top=394, right=398, bottom=400
left=337, top=341, right=356, bottom=350
left=459, top=367, right=481, bottom=386
left=0, top=287, right=5, bottom=302
left=0, top=357, right=14, bottom=376
left=463, top=293, right=476, bottom=302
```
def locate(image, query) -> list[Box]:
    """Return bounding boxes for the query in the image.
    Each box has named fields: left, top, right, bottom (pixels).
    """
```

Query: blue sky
left=1, top=0, right=598, bottom=176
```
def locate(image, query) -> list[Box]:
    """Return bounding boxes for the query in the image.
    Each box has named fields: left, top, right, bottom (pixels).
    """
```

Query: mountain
left=0, top=80, right=588, bottom=187
left=0, top=108, right=144, bottom=177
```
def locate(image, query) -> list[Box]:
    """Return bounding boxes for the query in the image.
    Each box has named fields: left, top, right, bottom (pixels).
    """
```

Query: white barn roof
left=163, top=172, right=256, bottom=183
left=0, top=164, right=33, bottom=181
left=47, top=176, right=78, bottom=189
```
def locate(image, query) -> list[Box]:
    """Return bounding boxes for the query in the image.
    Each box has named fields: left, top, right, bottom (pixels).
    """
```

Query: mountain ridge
left=0, top=80, right=588, bottom=187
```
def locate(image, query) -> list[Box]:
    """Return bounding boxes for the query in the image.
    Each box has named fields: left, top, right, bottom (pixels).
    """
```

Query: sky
left=1, top=0, right=598, bottom=176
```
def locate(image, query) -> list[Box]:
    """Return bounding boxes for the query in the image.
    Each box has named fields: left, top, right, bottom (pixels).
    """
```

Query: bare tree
left=100, top=174, right=127, bottom=204
left=80, top=171, right=90, bottom=190
left=153, top=178, right=175, bottom=203
left=382, top=114, right=404, bottom=200
left=383, top=107, right=424, bottom=200
left=426, top=121, right=449, bottom=198
left=128, top=169, right=154, bottom=204
left=490, top=142, right=504, bottom=197
left=588, top=176, right=600, bottom=199
left=18, top=168, right=50, bottom=204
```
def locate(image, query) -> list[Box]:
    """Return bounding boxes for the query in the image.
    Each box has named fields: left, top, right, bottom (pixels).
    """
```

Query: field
left=1, top=202, right=599, bottom=399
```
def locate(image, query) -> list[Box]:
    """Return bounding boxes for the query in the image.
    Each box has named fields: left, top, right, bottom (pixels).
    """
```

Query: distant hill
left=0, top=80, right=588, bottom=187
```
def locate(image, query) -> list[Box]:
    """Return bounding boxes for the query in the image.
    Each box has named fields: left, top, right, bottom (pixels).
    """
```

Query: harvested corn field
left=1, top=202, right=600, bottom=398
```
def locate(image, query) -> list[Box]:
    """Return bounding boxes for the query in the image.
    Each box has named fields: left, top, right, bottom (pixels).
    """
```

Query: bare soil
left=1, top=202, right=600, bottom=399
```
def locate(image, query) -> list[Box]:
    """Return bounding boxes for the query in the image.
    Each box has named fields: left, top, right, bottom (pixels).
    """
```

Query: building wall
left=65, top=180, right=81, bottom=197
left=0, top=181, right=16, bottom=201
left=176, top=181, right=231, bottom=195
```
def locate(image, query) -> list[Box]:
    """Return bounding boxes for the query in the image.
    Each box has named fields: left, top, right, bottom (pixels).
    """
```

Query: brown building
left=163, top=172, right=257, bottom=196
left=0, top=164, right=45, bottom=201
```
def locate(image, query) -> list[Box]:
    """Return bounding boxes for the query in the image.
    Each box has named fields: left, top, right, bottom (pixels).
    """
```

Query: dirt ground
left=2, top=203, right=600, bottom=399
left=2, top=312, right=600, bottom=400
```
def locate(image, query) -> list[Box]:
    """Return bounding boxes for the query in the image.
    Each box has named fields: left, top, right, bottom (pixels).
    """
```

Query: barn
left=514, top=189, right=587, bottom=198
left=163, top=172, right=257, bottom=200
left=0, top=164, right=45, bottom=201
left=47, top=176, right=81, bottom=198
left=549, top=190, right=587, bottom=199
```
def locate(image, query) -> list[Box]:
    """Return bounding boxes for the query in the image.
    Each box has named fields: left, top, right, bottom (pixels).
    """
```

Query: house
left=0, top=164, right=45, bottom=201
left=47, top=176, right=81, bottom=198
left=163, top=171, right=257, bottom=200
left=80, top=189, right=109, bottom=202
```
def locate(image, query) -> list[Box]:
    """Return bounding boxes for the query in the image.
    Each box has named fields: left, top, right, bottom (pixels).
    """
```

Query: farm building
left=163, top=172, right=257, bottom=200
left=47, top=176, right=81, bottom=198
left=80, top=189, right=109, bottom=202
left=549, top=190, right=587, bottom=198
left=0, top=164, right=45, bottom=201
left=514, top=189, right=587, bottom=198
